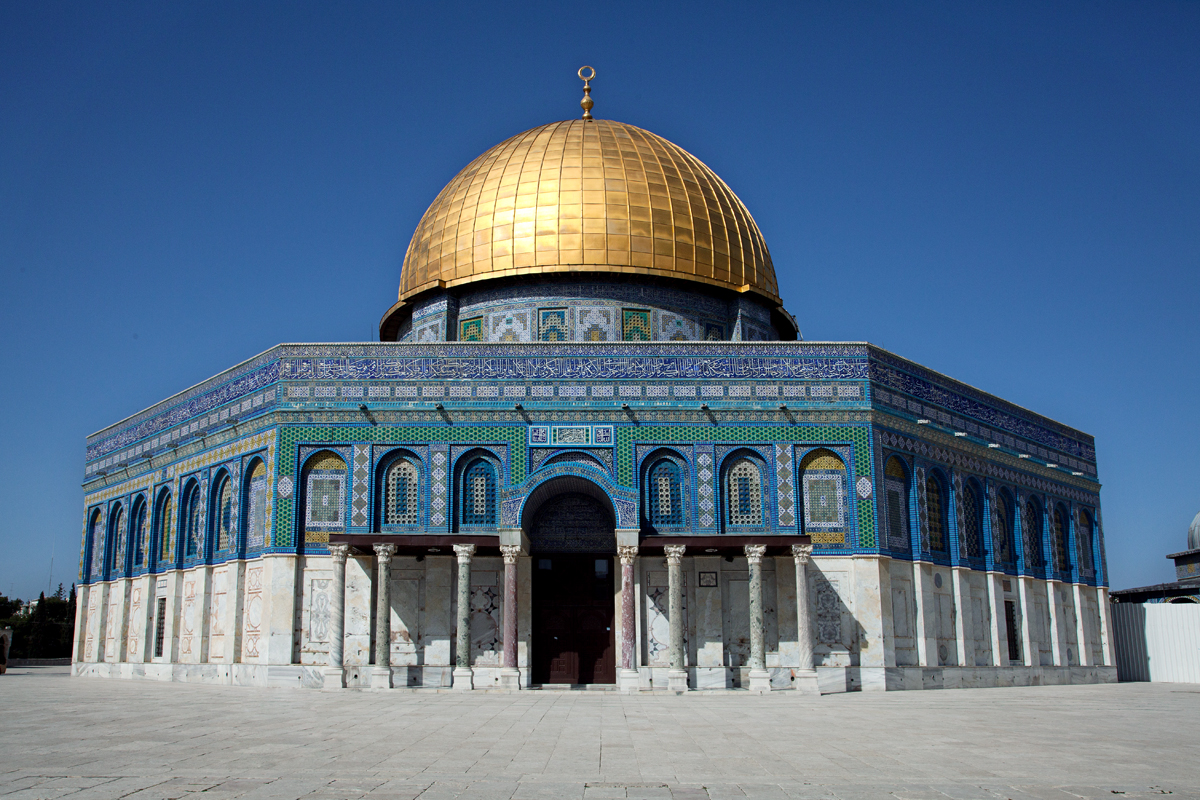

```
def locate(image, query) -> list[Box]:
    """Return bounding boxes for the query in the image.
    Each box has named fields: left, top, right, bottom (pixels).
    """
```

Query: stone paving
left=0, top=667, right=1196, bottom=800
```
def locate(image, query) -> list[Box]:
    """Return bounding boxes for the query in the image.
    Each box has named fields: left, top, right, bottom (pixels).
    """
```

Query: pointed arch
left=960, top=477, right=984, bottom=561
left=1022, top=495, right=1045, bottom=573
left=924, top=468, right=948, bottom=554
left=1077, top=508, right=1095, bottom=577
left=130, top=494, right=149, bottom=569
left=108, top=503, right=126, bottom=579
left=211, top=469, right=235, bottom=554
left=800, top=448, right=847, bottom=537
left=1053, top=502, right=1072, bottom=575
left=154, top=487, right=176, bottom=567
left=882, top=455, right=911, bottom=553
left=993, top=487, right=1017, bottom=569
left=721, top=449, right=767, bottom=530
left=456, top=450, right=499, bottom=530
left=86, top=508, right=104, bottom=581
left=300, top=450, right=348, bottom=545
left=377, top=449, right=422, bottom=529
left=242, top=457, right=269, bottom=551
left=640, top=448, right=687, bottom=532
left=181, top=479, right=203, bottom=559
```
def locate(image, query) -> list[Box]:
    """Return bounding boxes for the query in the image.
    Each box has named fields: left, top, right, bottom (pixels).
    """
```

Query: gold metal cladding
left=579, top=66, right=595, bottom=120
left=397, top=119, right=780, bottom=305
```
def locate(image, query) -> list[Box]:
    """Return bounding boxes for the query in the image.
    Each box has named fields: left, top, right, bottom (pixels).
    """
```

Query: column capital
left=790, top=543, right=813, bottom=564
left=328, top=542, right=350, bottom=563
left=663, top=544, right=686, bottom=566
left=617, top=544, right=639, bottom=565
left=373, top=542, right=397, bottom=563
left=499, top=544, right=522, bottom=564
left=744, top=544, right=767, bottom=565
left=454, top=543, right=477, bottom=562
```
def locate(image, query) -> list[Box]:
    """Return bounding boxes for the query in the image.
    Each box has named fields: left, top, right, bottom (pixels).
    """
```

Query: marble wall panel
left=208, top=567, right=228, bottom=661
left=241, top=563, right=264, bottom=662
left=391, top=567, right=422, bottom=666
left=421, top=557, right=452, bottom=669
left=343, top=556, right=372, bottom=667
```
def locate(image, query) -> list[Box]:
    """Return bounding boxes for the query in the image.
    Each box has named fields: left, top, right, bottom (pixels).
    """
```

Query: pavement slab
left=0, top=668, right=1196, bottom=800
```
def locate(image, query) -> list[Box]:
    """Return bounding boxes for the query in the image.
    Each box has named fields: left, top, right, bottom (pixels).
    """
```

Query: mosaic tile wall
left=80, top=339, right=1105, bottom=588
left=396, top=281, right=776, bottom=344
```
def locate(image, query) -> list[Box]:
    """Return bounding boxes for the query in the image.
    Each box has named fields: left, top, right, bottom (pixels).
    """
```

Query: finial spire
left=578, top=66, right=595, bottom=121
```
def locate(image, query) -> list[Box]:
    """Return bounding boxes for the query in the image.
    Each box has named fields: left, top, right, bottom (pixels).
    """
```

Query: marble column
left=745, top=544, right=771, bottom=693
left=664, top=544, right=688, bottom=693
left=323, top=543, right=350, bottom=689
left=453, top=544, right=476, bottom=691
left=371, top=543, right=396, bottom=689
left=499, top=544, right=521, bottom=690
left=617, top=544, right=640, bottom=693
left=791, top=544, right=819, bottom=694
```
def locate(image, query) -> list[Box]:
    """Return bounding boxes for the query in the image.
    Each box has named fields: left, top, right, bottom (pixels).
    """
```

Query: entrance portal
left=529, top=492, right=616, bottom=685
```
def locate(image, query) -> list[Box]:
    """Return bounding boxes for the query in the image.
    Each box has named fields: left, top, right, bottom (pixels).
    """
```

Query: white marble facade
left=72, top=548, right=1117, bottom=692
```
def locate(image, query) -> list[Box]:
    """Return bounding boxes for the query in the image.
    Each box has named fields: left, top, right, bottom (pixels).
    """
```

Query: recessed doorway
left=528, top=490, right=616, bottom=685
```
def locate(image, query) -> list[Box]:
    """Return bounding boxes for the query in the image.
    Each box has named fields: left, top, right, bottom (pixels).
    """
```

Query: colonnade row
left=325, top=542, right=819, bottom=693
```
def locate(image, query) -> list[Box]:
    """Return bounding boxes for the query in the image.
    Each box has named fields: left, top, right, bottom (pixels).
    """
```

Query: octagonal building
left=73, top=100, right=1115, bottom=693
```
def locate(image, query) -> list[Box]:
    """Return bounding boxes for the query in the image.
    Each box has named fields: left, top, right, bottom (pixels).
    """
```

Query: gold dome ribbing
left=398, top=119, right=779, bottom=304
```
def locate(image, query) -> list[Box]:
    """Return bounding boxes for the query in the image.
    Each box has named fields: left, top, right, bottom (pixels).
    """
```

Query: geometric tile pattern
left=350, top=445, right=370, bottom=528
left=430, top=446, right=448, bottom=529
left=695, top=446, right=715, bottom=530
left=775, top=443, right=795, bottom=528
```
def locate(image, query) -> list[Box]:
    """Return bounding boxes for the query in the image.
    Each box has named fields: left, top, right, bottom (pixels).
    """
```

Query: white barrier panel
left=1112, top=602, right=1200, bottom=683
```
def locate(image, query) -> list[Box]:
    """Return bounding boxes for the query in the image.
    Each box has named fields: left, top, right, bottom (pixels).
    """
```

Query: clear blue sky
left=2, top=2, right=1197, bottom=601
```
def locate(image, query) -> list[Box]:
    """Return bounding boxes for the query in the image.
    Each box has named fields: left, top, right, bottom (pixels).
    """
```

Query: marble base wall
left=73, top=552, right=1115, bottom=694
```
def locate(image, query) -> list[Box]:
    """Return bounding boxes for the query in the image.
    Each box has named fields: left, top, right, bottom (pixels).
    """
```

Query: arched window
left=213, top=473, right=234, bottom=552
left=883, top=456, right=910, bottom=551
left=647, top=459, right=683, bottom=528
left=800, top=450, right=846, bottom=534
left=726, top=458, right=763, bottom=528
left=108, top=505, right=125, bottom=578
left=925, top=472, right=948, bottom=553
left=156, top=491, right=175, bottom=566
left=461, top=459, right=497, bottom=527
left=1077, top=509, right=1095, bottom=575
left=182, top=482, right=203, bottom=558
left=384, top=458, right=420, bottom=526
left=960, top=480, right=983, bottom=560
left=243, top=460, right=268, bottom=550
left=994, top=489, right=1016, bottom=567
left=1022, top=497, right=1044, bottom=571
left=87, top=509, right=103, bottom=581
left=131, top=497, right=148, bottom=568
left=1053, top=504, right=1071, bottom=575
left=303, top=452, right=348, bottom=543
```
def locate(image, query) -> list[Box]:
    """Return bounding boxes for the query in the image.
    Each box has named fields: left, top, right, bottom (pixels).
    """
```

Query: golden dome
left=396, top=119, right=779, bottom=305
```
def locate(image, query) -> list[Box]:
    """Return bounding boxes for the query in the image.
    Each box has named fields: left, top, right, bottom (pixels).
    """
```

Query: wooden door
left=532, top=555, right=615, bottom=684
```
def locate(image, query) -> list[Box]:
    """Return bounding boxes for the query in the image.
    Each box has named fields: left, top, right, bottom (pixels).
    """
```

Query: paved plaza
left=0, top=668, right=1195, bottom=800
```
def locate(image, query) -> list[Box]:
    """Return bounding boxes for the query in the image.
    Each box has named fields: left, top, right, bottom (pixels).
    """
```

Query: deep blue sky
left=2, top=2, right=1197, bottom=600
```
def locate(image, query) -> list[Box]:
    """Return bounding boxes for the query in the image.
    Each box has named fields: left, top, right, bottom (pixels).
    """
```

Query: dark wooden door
left=532, top=555, right=615, bottom=685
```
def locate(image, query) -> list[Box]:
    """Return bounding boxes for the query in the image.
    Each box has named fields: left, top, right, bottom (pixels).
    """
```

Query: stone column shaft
left=618, top=545, right=640, bottom=693
left=371, top=543, right=396, bottom=688
left=791, top=544, right=819, bottom=694
left=453, top=543, right=476, bottom=690
left=500, top=545, right=520, bottom=670
left=664, top=544, right=688, bottom=692
left=745, top=545, right=771, bottom=693
left=499, top=544, right=521, bottom=690
left=792, top=544, right=814, bottom=670
left=323, top=543, right=349, bottom=689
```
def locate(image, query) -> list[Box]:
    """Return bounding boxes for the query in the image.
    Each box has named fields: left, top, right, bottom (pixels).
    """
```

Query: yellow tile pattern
left=398, top=119, right=778, bottom=303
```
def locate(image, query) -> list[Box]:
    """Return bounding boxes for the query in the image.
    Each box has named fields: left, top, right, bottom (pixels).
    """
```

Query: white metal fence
left=1112, top=602, right=1200, bottom=682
